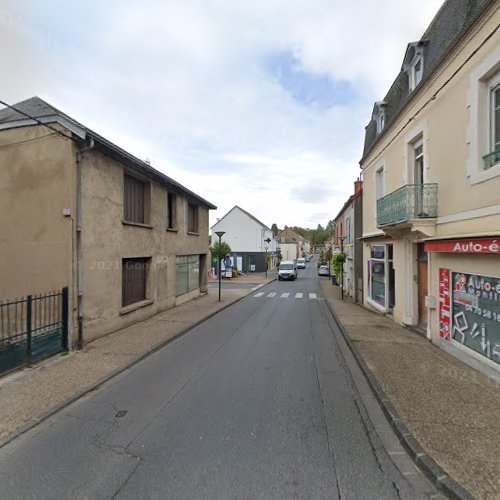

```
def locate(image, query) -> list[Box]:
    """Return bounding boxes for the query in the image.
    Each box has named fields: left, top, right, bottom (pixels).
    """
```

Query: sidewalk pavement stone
left=0, top=283, right=271, bottom=446
left=320, top=278, right=500, bottom=500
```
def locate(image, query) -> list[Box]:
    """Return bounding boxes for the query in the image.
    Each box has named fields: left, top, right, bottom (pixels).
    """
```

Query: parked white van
left=278, top=260, right=298, bottom=281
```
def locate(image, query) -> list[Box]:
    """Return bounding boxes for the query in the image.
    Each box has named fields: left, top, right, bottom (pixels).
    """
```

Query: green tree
left=210, top=241, right=232, bottom=261
left=271, top=223, right=279, bottom=236
left=332, top=252, right=346, bottom=282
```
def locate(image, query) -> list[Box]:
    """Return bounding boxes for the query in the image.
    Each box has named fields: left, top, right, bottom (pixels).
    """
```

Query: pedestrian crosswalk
left=253, top=291, right=321, bottom=300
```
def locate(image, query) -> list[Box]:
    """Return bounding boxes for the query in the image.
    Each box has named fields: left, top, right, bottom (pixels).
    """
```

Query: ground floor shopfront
left=425, top=237, right=500, bottom=378
left=363, top=235, right=500, bottom=379
left=363, top=237, right=426, bottom=329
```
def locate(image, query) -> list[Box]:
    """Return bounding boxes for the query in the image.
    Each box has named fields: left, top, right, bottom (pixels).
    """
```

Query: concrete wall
left=0, top=125, right=74, bottom=298
left=80, top=148, right=210, bottom=342
left=0, top=125, right=77, bottom=343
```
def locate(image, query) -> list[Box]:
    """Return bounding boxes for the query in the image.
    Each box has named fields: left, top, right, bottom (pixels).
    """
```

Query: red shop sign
left=425, top=238, right=500, bottom=254
left=438, top=268, right=451, bottom=340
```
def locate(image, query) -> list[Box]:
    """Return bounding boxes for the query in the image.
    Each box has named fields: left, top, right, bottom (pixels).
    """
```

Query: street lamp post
left=215, top=231, right=225, bottom=302
left=339, top=236, right=346, bottom=300
left=264, top=246, right=268, bottom=278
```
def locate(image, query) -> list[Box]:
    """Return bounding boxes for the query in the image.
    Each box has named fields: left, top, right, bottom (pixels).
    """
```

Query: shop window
left=368, top=244, right=394, bottom=310
left=451, top=271, right=500, bottom=365
left=176, top=255, right=200, bottom=296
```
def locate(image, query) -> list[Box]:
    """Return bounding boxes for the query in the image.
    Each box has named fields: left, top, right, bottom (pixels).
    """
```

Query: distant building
left=211, top=206, right=277, bottom=272
left=360, top=0, right=500, bottom=375
left=276, top=227, right=309, bottom=260
left=0, top=97, right=215, bottom=348
left=333, top=180, right=363, bottom=302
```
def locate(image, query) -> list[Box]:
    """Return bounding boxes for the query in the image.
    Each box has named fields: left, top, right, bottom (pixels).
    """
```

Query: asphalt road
left=0, top=258, right=438, bottom=499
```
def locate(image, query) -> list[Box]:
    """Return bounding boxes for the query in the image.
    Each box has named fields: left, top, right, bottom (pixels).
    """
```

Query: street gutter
left=322, top=295, right=474, bottom=500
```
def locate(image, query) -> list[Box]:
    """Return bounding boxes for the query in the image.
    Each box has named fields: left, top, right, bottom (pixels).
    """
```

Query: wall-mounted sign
left=425, top=238, right=500, bottom=254
left=452, top=271, right=500, bottom=365
left=438, top=268, right=451, bottom=339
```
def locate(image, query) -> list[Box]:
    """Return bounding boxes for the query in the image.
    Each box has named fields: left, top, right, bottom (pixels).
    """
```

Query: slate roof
left=210, top=205, right=271, bottom=231
left=361, top=0, right=496, bottom=164
left=0, top=97, right=216, bottom=209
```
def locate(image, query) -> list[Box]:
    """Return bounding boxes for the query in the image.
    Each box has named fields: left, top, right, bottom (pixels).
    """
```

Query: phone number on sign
left=464, top=305, right=500, bottom=321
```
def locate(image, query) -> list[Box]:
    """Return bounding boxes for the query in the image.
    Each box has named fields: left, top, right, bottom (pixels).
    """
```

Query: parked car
left=296, top=258, right=306, bottom=269
left=278, top=260, right=298, bottom=281
left=318, top=264, right=330, bottom=277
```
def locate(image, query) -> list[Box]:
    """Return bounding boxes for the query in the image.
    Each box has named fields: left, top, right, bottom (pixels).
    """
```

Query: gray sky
left=2, top=0, right=443, bottom=228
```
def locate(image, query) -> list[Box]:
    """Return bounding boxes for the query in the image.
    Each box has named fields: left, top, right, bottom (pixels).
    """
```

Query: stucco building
left=210, top=206, right=277, bottom=273
left=333, top=180, right=363, bottom=302
left=0, top=97, right=216, bottom=347
left=360, top=0, right=500, bottom=376
left=276, top=227, right=309, bottom=261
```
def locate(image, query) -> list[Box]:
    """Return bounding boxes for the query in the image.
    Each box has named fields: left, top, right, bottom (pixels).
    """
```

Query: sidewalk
left=209, top=269, right=278, bottom=284
left=0, top=282, right=272, bottom=446
left=320, top=279, right=500, bottom=500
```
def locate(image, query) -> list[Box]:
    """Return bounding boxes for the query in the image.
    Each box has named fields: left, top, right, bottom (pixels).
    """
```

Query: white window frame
left=410, top=56, right=423, bottom=91
left=488, top=74, right=500, bottom=163
left=403, top=121, right=428, bottom=185
left=375, top=165, right=385, bottom=200
left=376, top=111, right=385, bottom=134
left=466, top=44, right=500, bottom=184
left=413, top=137, right=425, bottom=184
left=367, top=244, right=393, bottom=312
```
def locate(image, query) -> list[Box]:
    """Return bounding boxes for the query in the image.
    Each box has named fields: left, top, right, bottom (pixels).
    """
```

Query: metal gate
left=0, top=287, right=68, bottom=376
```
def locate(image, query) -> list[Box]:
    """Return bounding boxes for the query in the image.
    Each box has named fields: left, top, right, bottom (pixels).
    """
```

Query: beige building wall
left=80, top=149, right=210, bottom=341
left=362, top=3, right=500, bottom=374
left=0, top=126, right=75, bottom=298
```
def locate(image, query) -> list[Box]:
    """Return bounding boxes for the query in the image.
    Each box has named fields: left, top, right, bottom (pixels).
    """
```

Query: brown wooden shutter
left=124, top=175, right=145, bottom=224
left=122, top=258, right=147, bottom=306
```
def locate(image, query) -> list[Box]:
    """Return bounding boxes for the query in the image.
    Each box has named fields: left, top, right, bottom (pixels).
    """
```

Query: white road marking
left=295, top=293, right=303, bottom=299
left=309, top=293, right=317, bottom=299
left=253, top=292, right=264, bottom=297
left=281, top=293, right=290, bottom=298
left=251, top=284, right=264, bottom=291
left=267, top=292, right=276, bottom=298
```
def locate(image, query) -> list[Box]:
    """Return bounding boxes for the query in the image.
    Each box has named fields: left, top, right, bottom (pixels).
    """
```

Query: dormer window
left=377, top=112, right=385, bottom=134
left=373, top=101, right=387, bottom=134
left=403, top=41, right=427, bottom=93
left=410, top=56, right=423, bottom=90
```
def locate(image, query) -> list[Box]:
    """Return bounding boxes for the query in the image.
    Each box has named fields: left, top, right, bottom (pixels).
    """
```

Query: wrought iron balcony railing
left=377, top=183, right=438, bottom=227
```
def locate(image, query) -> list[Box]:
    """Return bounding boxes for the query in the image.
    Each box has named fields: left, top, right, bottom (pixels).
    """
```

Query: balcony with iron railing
left=377, top=183, right=438, bottom=228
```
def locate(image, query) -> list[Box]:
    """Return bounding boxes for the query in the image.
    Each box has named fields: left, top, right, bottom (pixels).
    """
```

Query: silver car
left=318, top=264, right=330, bottom=276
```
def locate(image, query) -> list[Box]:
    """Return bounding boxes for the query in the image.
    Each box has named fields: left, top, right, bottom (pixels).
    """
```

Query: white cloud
left=2, top=0, right=444, bottom=228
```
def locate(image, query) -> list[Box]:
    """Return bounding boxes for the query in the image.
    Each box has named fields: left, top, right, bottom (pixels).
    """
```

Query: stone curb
left=0, top=277, right=277, bottom=450
left=323, top=296, right=475, bottom=500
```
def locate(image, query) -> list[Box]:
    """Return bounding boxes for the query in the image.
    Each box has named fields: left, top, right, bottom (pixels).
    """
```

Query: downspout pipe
left=75, top=137, right=94, bottom=349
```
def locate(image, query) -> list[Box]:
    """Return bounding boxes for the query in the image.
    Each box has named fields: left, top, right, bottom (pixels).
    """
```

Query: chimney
left=354, top=178, right=363, bottom=194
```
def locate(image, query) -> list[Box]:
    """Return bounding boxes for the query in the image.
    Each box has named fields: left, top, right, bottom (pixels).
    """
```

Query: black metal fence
left=0, top=287, right=68, bottom=376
